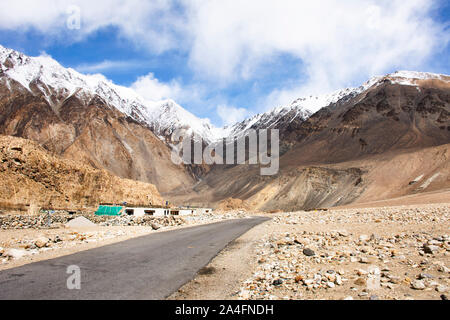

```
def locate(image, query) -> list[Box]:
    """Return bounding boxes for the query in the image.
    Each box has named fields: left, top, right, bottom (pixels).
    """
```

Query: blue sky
left=0, top=0, right=449, bottom=127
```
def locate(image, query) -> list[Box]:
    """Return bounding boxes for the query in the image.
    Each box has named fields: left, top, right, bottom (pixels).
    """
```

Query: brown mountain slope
left=282, top=80, right=450, bottom=166
left=0, top=135, right=163, bottom=209
left=0, top=78, right=195, bottom=193
left=167, top=77, right=450, bottom=211
left=167, top=143, right=450, bottom=211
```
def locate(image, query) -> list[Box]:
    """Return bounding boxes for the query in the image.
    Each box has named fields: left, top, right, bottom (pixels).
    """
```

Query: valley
left=0, top=45, right=449, bottom=301
left=1, top=45, right=449, bottom=212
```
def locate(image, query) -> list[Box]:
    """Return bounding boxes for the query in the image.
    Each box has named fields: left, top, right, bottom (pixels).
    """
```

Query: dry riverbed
left=171, top=203, right=450, bottom=301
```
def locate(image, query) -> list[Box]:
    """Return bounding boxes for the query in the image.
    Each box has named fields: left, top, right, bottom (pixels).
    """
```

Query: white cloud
left=131, top=73, right=230, bottom=125
left=2, top=0, right=448, bottom=115
left=216, top=105, right=250, bottom=126
left=131, top=73, right=183, bottom=102
left=0, top=0, right=182, bottom=52
left=75, top=60, right=142, bottom=73
left=183, top=0, right=449, bottom=99
left=131, top=72, right=209, bottom=108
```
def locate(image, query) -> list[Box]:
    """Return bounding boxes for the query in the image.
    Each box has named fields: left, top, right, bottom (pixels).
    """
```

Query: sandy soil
left=335, top=189, right=450, bottom=209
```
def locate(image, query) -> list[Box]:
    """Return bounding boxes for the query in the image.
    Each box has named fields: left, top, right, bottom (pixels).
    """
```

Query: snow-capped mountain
left=1, top=44, right=448, bottom=146
left=1, top=44, right=449, bottom=209
left=143, top=99, right=225, bottom=143
left=384, top=70, right=450, bottom=85
left=226, top=101, right=312, bottom=139
left=225, top=75, right=384, bottom=138
left=0, top=45, right=222, bottom=143
left=0, top=45, right=201, bottom=191
left=227, top=70, right=449, bottom=139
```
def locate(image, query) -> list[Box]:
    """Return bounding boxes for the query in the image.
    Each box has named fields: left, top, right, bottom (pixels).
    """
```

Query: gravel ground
left=171, top=203, right=450, bottom=301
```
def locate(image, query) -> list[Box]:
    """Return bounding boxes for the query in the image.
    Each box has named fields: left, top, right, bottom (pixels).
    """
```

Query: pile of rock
left=0, top=212, right=107, bottom=230
left=183, top=211, right=249, bottom=225
left=0, top=209, right=250, bottom=230
left=99, top=215, right=185, bottom=229
left=0, top=214, right=65, bottom=229
left=272, top=204, right=450, bottom=226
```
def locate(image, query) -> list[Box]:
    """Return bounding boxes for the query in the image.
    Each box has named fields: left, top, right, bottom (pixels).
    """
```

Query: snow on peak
left=388, top=70, right=447, bottom=81
left=361, top=70, right=450, bottom=88
left=228, top=84, right=368, bottom=136
left=0, top=45, right=222, bottom=142
left=226, top=69, right=448, bottom=137
left=2, top=45, right=449, bottom=144
left=141, top=99, right=221, bottom=142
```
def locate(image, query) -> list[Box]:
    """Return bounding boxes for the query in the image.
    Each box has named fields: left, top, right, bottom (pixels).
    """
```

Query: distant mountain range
left=1, top=44, right=449, bottom=210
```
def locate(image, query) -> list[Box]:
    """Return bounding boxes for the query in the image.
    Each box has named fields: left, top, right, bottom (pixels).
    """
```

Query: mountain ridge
left=1, top=44, right=449, bottom=210
left=2, top=44, right=448, bottom=144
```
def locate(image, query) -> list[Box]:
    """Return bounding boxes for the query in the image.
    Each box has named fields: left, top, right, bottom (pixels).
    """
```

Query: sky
left=0, top=0, right=449, bottom=127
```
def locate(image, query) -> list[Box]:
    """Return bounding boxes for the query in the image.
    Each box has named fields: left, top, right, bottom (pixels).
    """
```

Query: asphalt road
left=0, top=217, right=269, bottom=300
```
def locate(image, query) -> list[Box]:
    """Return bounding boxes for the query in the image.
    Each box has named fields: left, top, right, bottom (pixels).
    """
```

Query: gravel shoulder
left=169, top=218, right=272, bottom=300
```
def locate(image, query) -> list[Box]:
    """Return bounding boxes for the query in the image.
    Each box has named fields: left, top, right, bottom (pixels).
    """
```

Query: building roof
left=95, top=205, right=123, bottom=216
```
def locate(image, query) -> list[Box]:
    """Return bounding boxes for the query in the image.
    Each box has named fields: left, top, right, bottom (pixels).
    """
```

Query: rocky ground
left=0, top=210, right=249, bottom=271
left=238, top=204, right=449, bottom=300
left=171, top=203, right=450, bottom=300
left=0, top=135, right=164, bottom=210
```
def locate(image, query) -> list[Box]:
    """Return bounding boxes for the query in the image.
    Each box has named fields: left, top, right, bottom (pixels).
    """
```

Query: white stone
left=4, top=248, right=28, bottom=260
left=411, top=280, right=426, bottom=290
left=359, top=235, right=370, bottom=242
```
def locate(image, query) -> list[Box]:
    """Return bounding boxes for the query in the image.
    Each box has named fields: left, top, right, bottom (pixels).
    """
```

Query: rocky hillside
left=1, top=45, right=449, bottom=211
left=282, top=72, right=450, bottom=165
left=0, top=135, right=163, bottom=209
left=168, top=72, right=450, bottom=211
left=0, top=45, right=196, bottom=193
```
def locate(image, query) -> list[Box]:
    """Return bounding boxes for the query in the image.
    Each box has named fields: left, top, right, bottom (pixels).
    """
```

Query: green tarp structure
left=95, top=205, right=124, bottom=216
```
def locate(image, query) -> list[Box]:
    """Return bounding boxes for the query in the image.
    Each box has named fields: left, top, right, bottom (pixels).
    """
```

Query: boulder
left=150, top=222, right=161, bottom=230
left=4, top=248, right=27, bottom=260
left=423, top=244, right=439, bottom=254
left=34, top=237, right=49, bottom=248
left=411, top=280, right=426, bottom=290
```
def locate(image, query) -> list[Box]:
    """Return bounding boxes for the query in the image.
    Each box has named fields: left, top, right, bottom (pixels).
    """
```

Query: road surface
left=0, top=217, right=269, bottom=300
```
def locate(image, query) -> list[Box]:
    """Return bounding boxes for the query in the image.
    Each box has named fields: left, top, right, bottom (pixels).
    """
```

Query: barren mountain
left=282, top=72, right=450, bottom=165
left=168, top=72, right=450, bottom=210
left=0, top=45, right=195, bottom=193
left=0, top=135, right=163, bottom=210
left=1, top=45, right=449, bottom=211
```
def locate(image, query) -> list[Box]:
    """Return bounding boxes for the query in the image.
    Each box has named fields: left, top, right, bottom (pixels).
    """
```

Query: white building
left=124, top=207, right=170, bottom=217
left=123, top=206, right=213, bottom=217
left=170, top=208, right=196, bottom=216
